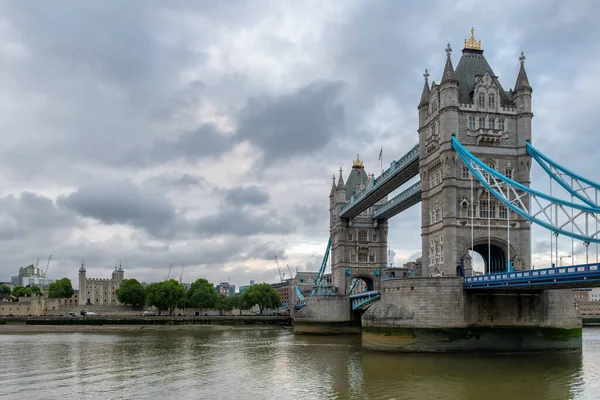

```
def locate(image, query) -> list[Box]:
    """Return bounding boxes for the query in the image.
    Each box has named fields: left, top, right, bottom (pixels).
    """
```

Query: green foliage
left=30, top=285, right=42, bottom=296
left=242, top=283, right=281, bottom=315
left=146, top=280, right=187, bottom=315
left=12, top=286, right=31, bottom=297
left=214, top=295, right=233, bottom=316
left=115, top=279, right=146, bottom=309
left=0, top=284, right=12, bottom=297
left=48, top=278, right=75, bottom=299
left=187, top=278, right=218, bottom=310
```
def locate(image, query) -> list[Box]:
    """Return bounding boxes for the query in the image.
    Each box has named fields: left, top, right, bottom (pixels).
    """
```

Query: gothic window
left=358, top=230, right=367, bottom=242
left=436, top=207, right=442, bottom=222
left=468, top=117, right=475, bottom=130
left=478, top=93, right=485, bottom=108
left=480, top=199, right=490, bottom=218
left=488, top=94, right=495, bottom=108
left=460, top=200, right=469, bottom=217
left=369, top=253, right=375, bottom=262
left=347, top=233, right=353, bottom=241
left=358, top=251, right=368, bottom=262
left=487, top=118, right=493, bottom=129
left=462, top=165, right=470, bottom=179
left=499, top=206, right=508, bottom=219
left=499, top=119, right=505, bottom=131
left=350, top=254, right=356, bottom=262
left=372, top=233, right=378, bottom=242
left=478, top=116, right=485, bottom=129
left=505, top=168, right=513, bottom=180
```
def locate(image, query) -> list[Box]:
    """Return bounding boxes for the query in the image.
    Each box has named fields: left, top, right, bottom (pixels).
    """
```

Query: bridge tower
left=330, top=156, right=389, bottom=295
left=419, top=29, right=532, bottom=277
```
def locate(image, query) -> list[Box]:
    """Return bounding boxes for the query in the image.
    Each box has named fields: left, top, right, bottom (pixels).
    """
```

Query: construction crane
left=166, top=263, right=173, bottom=280
left=286, top=264, right=293, bottom=280
left=274, top=256, right=285, bottom=282
left=44, top=255, right=52, bottom=278
left=179, top=264, right=185, bottom=284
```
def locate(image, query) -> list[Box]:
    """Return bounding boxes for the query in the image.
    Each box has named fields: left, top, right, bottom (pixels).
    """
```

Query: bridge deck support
left=293, top=295, right=361, bottom=335
left=362, top=277, right=582, bottom=353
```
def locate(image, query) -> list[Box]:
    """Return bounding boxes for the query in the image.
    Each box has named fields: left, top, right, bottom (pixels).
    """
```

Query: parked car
left=142, top=311, right=157, bottom=316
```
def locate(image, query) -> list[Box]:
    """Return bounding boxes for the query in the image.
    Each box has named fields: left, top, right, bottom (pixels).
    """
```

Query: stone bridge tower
left=418, top=29, right=532, bottom=277
left=329, top=156, right=389, bottom=295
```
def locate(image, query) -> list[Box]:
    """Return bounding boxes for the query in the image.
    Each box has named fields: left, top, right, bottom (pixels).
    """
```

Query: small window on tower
left=468, top=117, right=475, bottom=130
left=358, top=251, right=368, bottom=262
left=478, top=116, right=485, bottom=129
left=478, top=93, right=485, bottom=108
left=350, top=254, right=356, bottom=262
left=505, top=168, right=514, bottom=180
left=358, top=230, right=367, bottom=242
left=462, top=165, right=470, bottom=179
left=488, top=94, right=495, bottom=108
left=369, top=254, right=375, bottom=262
left=347, top=233, right=353, bottom=241
left=372, top=233, right=378, bottom=242
left=499, top=119, right=505, bottom=131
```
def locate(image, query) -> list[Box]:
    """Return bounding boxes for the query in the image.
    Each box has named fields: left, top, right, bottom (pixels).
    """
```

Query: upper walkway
left=372, top=181, right=422, bottom=220
left=340, top=144, right=419, bottom=219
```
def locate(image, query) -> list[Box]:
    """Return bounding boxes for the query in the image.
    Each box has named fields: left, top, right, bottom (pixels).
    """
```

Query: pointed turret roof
left=454, top=28, right=511, bottom=106
left=336, top=167, right=345, bottom=188
left=79, top=263, right=86, bottom=273
left=419, top=69, right=430, bottom=107
left=345, top=155, right=368, bottom=201
left=514, top=51, right=532, bottom=92
left=329, top=175, right=336, bottom=197
left=441, top=43, right=458, bottom=84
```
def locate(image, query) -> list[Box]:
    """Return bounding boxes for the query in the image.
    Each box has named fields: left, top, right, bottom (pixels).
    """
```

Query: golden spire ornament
left=464, top=27, right=482, bottom=50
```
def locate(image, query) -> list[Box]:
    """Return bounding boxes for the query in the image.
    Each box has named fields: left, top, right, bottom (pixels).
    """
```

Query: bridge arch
left=462, top=238, right=518, bottom=275
left=348, top=273, right=379, bottom=294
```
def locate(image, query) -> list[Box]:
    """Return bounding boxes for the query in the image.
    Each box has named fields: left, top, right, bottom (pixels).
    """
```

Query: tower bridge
left=293, top=29, right=598, bottom=352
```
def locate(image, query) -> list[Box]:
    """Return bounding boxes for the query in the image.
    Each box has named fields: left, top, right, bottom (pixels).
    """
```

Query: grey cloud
left=237, top=81, right=346, bottom=164
left=144, top=173, right=209, bottom=192
left=224, top=186, right=270, bottom=207
left=58, top=180, right=180, bottom=238
left=196, top=209, right=294, bottom=237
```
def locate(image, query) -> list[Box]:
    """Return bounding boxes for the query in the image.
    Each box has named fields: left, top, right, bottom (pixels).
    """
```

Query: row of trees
left=116, top=279, right=282, bottom=316
left=0, top=278, right=75, bottom=300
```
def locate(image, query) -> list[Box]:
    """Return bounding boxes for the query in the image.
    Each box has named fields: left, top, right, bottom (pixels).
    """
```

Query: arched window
left=358, top=230, right=367, bottom=242
left=462, top=165, right=470, bottom=179
left=460, top=200, right=469, bottom=217
left=468, top=117, right=475, bottom=130
left=478, top=116, right=485, bottom=129
left=478, top=93, right=485, bottom=108
left=499, top=119, right=505, bottom=131
left=488, top=94, right=495, bottom=108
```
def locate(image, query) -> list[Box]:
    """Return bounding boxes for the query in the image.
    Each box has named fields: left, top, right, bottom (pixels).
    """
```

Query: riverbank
left=0, top=315, right=292, bottom=333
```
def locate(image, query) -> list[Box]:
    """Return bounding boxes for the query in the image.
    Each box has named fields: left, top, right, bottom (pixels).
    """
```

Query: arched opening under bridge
left=348, top=275, right=376, bottom=295
left=471, top=243, right=507, bottom=274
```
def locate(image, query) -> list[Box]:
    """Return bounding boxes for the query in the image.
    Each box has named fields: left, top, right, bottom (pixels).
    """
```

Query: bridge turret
left=418, top=69, right=430, bottom=129
left=513, top=51, right=533, bottom=152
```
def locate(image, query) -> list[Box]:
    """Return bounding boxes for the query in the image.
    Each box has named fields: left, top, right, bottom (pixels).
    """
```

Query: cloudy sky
left=0, top=0, right=598, bottom=288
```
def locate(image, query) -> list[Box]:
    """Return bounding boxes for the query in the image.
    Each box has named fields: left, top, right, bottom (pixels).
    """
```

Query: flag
left=378, top=146, right=383, bottom=161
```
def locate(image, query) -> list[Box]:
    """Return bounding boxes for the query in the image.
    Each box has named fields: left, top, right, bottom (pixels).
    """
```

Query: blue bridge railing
left=464, top=263, right=600, bottom=289
left=349, top=290, right=381, bottom=310
left=340, top=144, right=419, bottom=215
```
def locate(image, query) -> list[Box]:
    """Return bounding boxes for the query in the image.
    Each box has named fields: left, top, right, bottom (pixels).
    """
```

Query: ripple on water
left=1, top=328, right=600, bottom=399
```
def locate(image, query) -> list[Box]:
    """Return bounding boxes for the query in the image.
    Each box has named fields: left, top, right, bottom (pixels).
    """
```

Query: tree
left=0, top=284, right=11, bottom=297
left=187, top=278, right=218, bottom=311
left=48, top=278, right=75, bottom=299
left=214, top=294, right=233, bottom=316
left=146, top=280, right=187, bottom=316
left=242, top=283, right=281, bottom=315
left=115, top=279, right=146, bottom=309
left=228, top=294, right=241, bottom=315
left=12, top=286, right=31, bottom=298
left=30, top=285, right=42, bottom=296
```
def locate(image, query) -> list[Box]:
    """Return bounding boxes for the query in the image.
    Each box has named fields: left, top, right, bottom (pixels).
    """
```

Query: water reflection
left=0, top=327, right=599, bottom=399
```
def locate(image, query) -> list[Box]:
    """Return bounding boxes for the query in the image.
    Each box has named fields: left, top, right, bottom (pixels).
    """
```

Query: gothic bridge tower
left=329, top=156, right=389, bottom=295
left=419, top=29, right=532, bottom=277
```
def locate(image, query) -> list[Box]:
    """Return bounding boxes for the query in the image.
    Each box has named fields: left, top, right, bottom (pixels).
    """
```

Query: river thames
left=1, top=326, right=599, bottom=399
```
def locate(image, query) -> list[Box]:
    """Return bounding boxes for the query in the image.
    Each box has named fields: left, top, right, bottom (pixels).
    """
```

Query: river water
left=1, top=327, right=600, bottom=400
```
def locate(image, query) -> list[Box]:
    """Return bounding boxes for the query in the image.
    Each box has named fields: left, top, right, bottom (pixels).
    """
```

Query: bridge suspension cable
left=452, top=137, right=600, bottom=268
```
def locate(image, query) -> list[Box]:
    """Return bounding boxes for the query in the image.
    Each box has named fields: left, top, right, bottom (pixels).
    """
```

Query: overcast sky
left=0, top=1, right=598, bottom=288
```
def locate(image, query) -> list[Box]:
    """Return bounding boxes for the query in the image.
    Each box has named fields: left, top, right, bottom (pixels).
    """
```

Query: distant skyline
left=0, top=1, right=598, bottom=287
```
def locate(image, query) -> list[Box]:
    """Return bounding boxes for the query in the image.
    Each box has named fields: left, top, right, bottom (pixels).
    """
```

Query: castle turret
left=117, top=263, right=124, bottom=281
left=78, top=263, right=86, bottom=306
left=513, top=51, right=533, bottom=149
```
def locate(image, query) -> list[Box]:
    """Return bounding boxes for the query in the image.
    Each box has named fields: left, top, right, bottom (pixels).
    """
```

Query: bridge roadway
left=340, top=144, right=419, bottom=219
left=464, top=263, right=600, bottom=290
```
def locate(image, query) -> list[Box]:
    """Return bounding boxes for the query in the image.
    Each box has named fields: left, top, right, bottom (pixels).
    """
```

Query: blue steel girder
left=452, top=137, right=600, bottom=245
left=340, top=145, right=419, bottom=219
left=464, top=263, right=600, bottom=290
left=372, top=181, right=422, bottom=220
left=349, top=290, right=381, bottom=310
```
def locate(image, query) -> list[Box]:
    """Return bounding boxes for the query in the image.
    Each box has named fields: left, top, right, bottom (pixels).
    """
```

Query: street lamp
left=559, top=254, right=571, bottom=267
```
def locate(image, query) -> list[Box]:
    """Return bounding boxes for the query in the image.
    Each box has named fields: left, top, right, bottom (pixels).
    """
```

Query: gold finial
left=353, top=154, right=364, bottom=168
left=464, top=27, right=482, bottom=50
